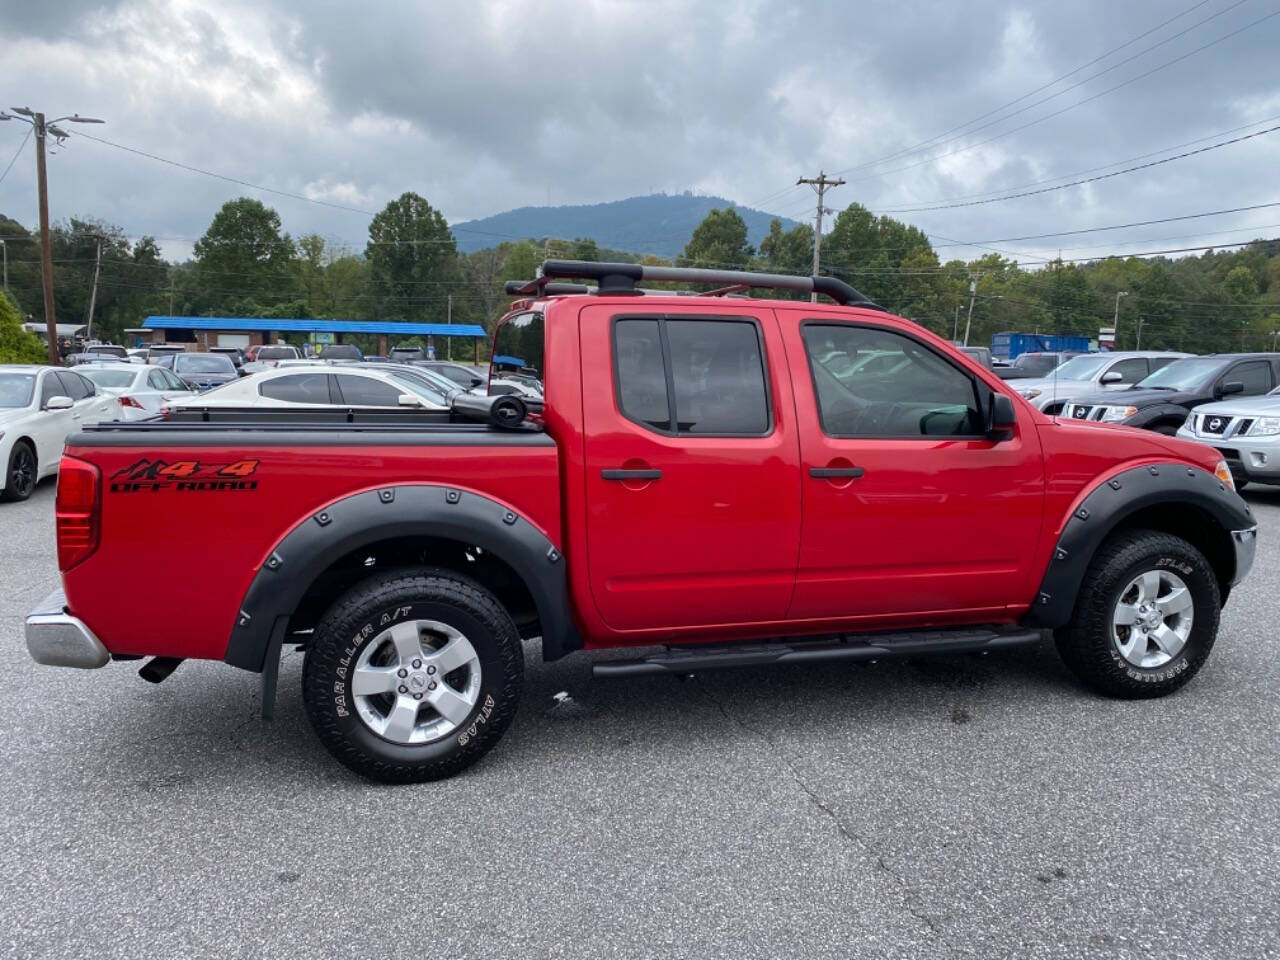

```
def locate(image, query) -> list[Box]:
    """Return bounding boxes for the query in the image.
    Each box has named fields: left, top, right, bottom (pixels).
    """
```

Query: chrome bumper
left=25, top=588, right=110, bottom=669
left=1232, top=527, right=1258, bottom=586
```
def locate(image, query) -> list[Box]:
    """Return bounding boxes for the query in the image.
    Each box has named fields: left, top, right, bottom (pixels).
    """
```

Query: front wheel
left=302, top=568, right=524, bottom=783
left=1054, top=529, right=1220, bottom=698
left=1, top=442, right=37, bottom=503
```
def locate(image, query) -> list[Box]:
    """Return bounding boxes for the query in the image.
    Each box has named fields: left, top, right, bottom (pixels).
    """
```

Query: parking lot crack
left=697, top=679, right=955, bottom=955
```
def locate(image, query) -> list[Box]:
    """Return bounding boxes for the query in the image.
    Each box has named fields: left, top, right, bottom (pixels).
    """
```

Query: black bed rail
left=505, top=259, right=882, bottom=309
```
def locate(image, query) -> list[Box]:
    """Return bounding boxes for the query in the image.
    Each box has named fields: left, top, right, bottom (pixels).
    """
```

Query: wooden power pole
left=797, top=171, right=845, bottom=302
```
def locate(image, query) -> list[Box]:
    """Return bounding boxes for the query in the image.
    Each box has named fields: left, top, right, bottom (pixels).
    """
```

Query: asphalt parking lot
left=2, top=482, right=1278, bottom=960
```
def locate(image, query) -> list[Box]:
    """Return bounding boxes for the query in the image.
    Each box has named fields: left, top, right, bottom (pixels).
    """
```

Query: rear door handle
left=809, top=466, right=864, bottom=479
left=602, top=468, right=662, bottom=481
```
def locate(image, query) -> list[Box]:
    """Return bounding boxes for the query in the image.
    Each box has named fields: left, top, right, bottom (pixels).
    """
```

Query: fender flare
left=224, top=484, right=582, bottom=672
left=1127, top=404, right=1191, bottom=430
left=1022, top=462, right=1255, bottom=629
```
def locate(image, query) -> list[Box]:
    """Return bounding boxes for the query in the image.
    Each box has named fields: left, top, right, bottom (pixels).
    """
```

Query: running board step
left=591, top=628, right=1044, bottom=679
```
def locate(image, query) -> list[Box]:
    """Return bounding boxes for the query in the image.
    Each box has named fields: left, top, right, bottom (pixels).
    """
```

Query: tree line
left=1, top=193, right=1278, bottom=362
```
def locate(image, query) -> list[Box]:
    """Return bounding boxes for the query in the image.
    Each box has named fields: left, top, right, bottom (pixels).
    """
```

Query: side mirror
left=987, top=392, right=1017, bottom=441
left=1218, top=380, right=1245, bottom=397
left=1100, top=371, right=1123, bottom=384
left=397, top=394, right=423, bottom=408
left=44, top=395, right=74, bottom=411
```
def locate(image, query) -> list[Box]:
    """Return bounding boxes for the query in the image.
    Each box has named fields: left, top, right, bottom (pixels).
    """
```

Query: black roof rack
left=506, top=259, right=881, bottom=309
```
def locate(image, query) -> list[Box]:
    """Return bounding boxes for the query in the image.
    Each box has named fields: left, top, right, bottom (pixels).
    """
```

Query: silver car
left=1013, top=351, right=1189, bottom=414
left=1177, top=386, right=1280, bottom=488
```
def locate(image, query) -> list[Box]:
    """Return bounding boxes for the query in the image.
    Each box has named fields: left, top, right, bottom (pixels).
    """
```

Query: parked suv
left=996, top=351, right=1083, bottom=381
left=1063, top=354, right=1280, bottom=434
left=1014, top=351, right=1190, bottom=414
left=24, top=260, right=1257, bottom=783
left=1177, top=385, right=1280, bottom=489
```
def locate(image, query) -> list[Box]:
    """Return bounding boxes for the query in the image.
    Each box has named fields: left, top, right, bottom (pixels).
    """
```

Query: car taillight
left=119, top=395, right=144, bottom=409
left=56, top=456, right=101, bottom=571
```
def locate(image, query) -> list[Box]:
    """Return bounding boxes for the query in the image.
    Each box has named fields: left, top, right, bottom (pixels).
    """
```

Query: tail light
left=119, top=395, right=144, bottom=409
left=56, top=456, right=101, bottom=571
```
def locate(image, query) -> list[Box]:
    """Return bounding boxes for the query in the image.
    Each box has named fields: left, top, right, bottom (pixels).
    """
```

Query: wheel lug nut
left=413, top=692, right=423, bottom=701
left=412, top=659, right=422, bottom=669
left=428, top=681, right=437, bottom=690
left=397, top=668, right=408, bottom=678
left=427, top=666, right=436, bottom=675
left=398, top=685, right=408, bottom=693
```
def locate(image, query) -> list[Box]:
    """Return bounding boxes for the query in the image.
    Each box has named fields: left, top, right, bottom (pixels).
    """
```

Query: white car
left=1177, top=386, right=1280, bottom=489
left=1012, top=351, right=1191, bottom=414
left=165, top=366, right=451, bottom=411
left=78, top=362, right=194, bottom=421
left=241, top=345, right=302, bottom=375
left=0, top=364, right=121, bottom=502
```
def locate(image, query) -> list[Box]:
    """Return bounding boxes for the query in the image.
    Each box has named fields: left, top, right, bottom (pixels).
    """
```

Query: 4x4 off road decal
left=109, top=458, right=260, bottom=493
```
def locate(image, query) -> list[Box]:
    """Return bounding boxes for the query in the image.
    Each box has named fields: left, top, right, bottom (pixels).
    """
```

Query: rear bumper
left=1232, top=527, right=1257, bottom=586
left=25, top=588, right=110, bottom=669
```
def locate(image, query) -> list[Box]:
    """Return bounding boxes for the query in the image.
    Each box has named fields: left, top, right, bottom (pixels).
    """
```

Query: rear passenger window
left=1108, top=358, right=1148, bottom=384
left=56, top=371, right=92, bottom=400
left=801, top=324, right=982, bottom=438
left=260, top=373, right=331, bottom=404
left=334, top=375, right=403, bottom=407
left=614, top=319, right=670, bottom=430
left=612, top=317, right=770, bottom=436
left=1227, top=362, right=1272, bottom=395
left=148, top=370, right=168, bottom=390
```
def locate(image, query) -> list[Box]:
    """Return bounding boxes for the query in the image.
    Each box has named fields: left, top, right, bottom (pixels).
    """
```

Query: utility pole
left=1113, top=290, right=1128, bottom=348
left=952, top=304, right=963, bottom=342
left=0, top=239, right=7, bottom=295
left=1, top=107, right=105, bottom=365
left=1136, top=317, right=1146, bottom=350
left=84, top=234, right=103, bottom=341
left=962, top=276, right=978, bottom=346
left=797, top=171, right=845, bottom=302
left=446, top=293, right=452, bottom=361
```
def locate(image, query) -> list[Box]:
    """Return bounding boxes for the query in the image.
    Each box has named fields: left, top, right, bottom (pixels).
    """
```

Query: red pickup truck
left=25, top=261, right=1258, bottom=783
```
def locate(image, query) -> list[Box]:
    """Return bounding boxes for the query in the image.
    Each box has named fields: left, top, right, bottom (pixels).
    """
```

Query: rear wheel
left=1054, top=529, right=1220, bottom=698
left=302, top=568, right=524, bottom=783
left=1, top=442, right=36, bottom=502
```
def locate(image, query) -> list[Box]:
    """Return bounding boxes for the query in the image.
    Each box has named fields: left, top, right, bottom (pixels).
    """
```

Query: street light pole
left=1136, top=317, right=1146, bottom=350
left=962, top=276, right=978, bottom=346
left=1113, top=290, right=1128, bottom=348
left=0, top=239, right=6, bottom=295
left=1, top=107, right=105, bottom=365
left=952, top=304, right=962, bottom=342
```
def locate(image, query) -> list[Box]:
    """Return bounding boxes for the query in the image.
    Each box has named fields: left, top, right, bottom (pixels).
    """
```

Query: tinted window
left=162, top=370, right=187, bottom=390
left=667, top=320, right=768, bottom=435
left=175, top=355, right=236, bottom=375
left=802, top=325, right=982, bottom=437
left=0, top=373, right=36, bottom=408
left=1137, top=357, right=1223, bottom=389
left=1148, top=356, right=1179, bottom=372
left=259, top=373, right=332, bottom=404
left=57, top=371, right=92, bottom=400
left=429, top=364, right=478, bottom=387
left=1107, top=358, right=1148, bottom=384
left=334, top=375, right=403, bottom=406
left=39, top=373, right=64, bottom=408
left=257, top=346, right=300, bottom=361
left=1226, top=361, right=1272, bottom=395
left=614, top=319, right=670, bottom=430
left=148, top=369, right=169, bottom=390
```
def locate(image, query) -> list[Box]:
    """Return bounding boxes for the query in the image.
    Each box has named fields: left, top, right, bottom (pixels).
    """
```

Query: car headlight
left=1214, top=460, right=1236, bottom=491
left=1018, top=388, right=1042, bottom=399
left=1247, top=417, right=1280, bottom=437
left=1099, top=405, right=1138, bottom=422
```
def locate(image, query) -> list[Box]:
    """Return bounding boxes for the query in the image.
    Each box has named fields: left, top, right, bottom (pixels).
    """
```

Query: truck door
left=579, top=304, right=801, bottom=631
left=780, top=314, right=1045, bottom=622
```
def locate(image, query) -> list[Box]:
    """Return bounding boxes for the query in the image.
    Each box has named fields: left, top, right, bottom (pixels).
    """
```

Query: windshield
left=0, top=373, right=36, bottom=408
left=80, top=369, right=137, bottom=389
left=1136, top=357, right=1222, bottom=390
left=175, top=355, right=236, bottom=374
left=1050, top=355, right=1111, bottom=381
left=258, top=346, right=299, bottom=360
left=387, top=371, right=449, bottom=405
left=86, top=346, right=127, bottom=357
left=1013, top=354, right=1064, bottom=375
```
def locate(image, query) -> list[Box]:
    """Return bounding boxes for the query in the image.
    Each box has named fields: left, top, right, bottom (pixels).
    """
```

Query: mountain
left=449, top=193, right=802, bottom=259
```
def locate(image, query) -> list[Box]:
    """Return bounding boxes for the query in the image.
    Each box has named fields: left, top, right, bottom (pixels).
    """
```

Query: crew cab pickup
left=25, top=260, right=1259, bottom=783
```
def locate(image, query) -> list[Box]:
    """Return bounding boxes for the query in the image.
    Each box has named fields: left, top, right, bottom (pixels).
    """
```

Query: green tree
left=0, top=291, right=45, bottom=363
left=680, top=207, right=752, bottom=269
left=571, top=237, right=600, bottom=261
left=366, top=192, right=457, bottom=323
left=192, top=198, right=297, bottom=314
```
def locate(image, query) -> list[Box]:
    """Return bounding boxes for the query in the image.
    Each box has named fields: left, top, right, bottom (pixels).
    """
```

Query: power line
left=0, top=128, right=32, bottom=185
left=832, top=0, right=1248, bottom=179
left=962, top=200, right=1280, bottom=244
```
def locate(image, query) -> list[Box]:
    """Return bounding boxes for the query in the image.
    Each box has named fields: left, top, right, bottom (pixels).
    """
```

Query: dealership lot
left=2, top=484, right=1278, bottom=959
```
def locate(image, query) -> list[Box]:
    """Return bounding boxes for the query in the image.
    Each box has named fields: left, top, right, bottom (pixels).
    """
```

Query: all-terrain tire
left=1054, top=529, right=1220, bottom=699
left=1, top=441, right=37, bottom=503
left=302, top=567, right=524, bottom=783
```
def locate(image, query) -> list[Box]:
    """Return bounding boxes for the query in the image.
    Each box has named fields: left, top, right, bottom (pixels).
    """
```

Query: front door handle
left=809, top=466, right=864, bottom=479
left=602, top=468, right=662, bottom=481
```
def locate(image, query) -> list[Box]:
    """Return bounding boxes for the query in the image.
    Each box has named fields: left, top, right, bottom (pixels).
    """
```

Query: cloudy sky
left=2, top=0, right=1279, bottom=265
